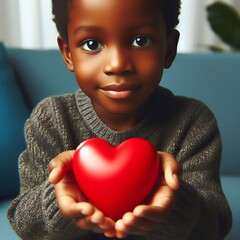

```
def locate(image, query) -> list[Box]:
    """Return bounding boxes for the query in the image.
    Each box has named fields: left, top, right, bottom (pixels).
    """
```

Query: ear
left=57, top=36, right=74, bottom=72
left=164, top=30, right=180, bottom=69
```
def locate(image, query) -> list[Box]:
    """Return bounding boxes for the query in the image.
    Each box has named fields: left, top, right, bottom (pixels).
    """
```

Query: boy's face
left=59, top=0, right=179, bottom=128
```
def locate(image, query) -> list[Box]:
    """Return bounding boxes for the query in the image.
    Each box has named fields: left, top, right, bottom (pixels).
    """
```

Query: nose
left=103, top=47, right=135, bottom=76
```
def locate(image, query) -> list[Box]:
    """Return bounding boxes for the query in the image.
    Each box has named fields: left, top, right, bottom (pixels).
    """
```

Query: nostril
left=103, top=62, right=135, bottom=76
left=104, top=65, right=114, bottom=75
left=104, top=71, right=114, bottom=76
left=122, top=68, right=134, bottom=75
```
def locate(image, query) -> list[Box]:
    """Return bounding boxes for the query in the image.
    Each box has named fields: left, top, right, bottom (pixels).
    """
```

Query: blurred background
left=0, top=0, right=240, bottom=52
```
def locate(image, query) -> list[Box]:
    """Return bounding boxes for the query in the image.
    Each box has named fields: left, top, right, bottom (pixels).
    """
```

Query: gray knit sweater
left=8, top=87, right=232, bottom=240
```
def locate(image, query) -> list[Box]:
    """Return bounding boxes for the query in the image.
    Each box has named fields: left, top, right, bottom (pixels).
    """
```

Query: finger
left=100, top=217, right=116, bottom=231
left=76, top=216, right=103, bottom=233
left=91, top=211, right=115, bottom=232
left=104, top=229, right=117, bottom=239
left=133, top=205, right=166, bottom=223
left=76, top=215, right=107, bottom=234
left=115, top=216, right=147, bottom=238
left=164, top=165, right=179, bottom=190
left=48, top=151, right=75, bottom=173
left=158, top=152, right=180, bottom=190
left=122, top=212, right=156, bottom=231
left=57, top=197, right=94, bottom=218
left=90, top=209, right=105, bottom=224
left=103, top=220, right=117, bottom=238
left=48, top=150, right=75, bottom=184
left=75, top=208, right=115, bottom=235
left=115, top=219, right=128, bottom=238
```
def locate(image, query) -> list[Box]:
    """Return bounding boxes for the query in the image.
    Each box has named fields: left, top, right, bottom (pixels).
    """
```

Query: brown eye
left=81, top=39, right=103, bottom=52
left=132, top=36, right=151, bottom=47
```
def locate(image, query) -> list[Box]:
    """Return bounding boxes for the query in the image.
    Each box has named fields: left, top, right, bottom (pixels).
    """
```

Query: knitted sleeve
left=143, top=100, right=232, bottom=240
left=7, top=98, right=90, bottom=240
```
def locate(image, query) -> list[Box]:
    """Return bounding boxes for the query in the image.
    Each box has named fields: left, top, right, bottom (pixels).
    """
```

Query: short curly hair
left=52, top=0, right=181, bottom=42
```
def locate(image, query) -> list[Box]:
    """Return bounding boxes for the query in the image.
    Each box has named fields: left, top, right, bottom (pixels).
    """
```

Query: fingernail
left=91, top=216, right=100, bottom=224
left=81, top=206, right=92, bottom=215
left=48, top=169, right=55, bottom=183
left=104, top=232, right=115, bottom=238
left=81, top=208, right=89, bottom=215
left=173, top=173, right=178, bottom=180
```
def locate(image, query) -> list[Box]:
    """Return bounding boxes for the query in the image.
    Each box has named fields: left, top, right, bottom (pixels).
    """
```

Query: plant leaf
left=207, top=1, right=240, bottom=50
left=208, top=45, right=226, bottom=52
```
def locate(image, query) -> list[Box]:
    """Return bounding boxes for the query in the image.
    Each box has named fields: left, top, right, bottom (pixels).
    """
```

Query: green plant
left=207, top=1, right=240, bottom=51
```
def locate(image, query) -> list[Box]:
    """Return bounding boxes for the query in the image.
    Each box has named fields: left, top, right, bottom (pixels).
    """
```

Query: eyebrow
left=74, top=26, right=104, bottom=36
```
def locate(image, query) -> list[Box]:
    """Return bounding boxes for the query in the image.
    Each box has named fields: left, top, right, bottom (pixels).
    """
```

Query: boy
left=8, top=0, right=232, bottom=239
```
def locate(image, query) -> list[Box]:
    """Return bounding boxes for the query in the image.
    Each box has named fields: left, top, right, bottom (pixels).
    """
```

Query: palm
left=148, top=176, right=176, bottom=210
left=54, top=171, right=87, bottom=208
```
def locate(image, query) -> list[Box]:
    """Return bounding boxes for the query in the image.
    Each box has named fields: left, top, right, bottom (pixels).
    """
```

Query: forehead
left=68, top=0, right=165, bottom=31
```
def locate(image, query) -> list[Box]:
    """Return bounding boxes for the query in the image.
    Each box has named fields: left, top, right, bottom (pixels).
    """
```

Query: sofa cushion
left=162, top=53, right=240, bottom=175
left=0, top=43, right=29, bottom=199
left=0, top=199, right=20, bottom=239
left=221, top=176, right=240, bottom=239
left=6, top=48, right=77, bottom=109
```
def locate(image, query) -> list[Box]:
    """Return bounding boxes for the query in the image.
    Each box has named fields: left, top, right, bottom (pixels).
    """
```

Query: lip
left=100, top=83, right=139, bottom=100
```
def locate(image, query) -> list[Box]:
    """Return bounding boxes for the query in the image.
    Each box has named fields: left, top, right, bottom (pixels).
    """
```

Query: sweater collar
left=75, top=87, right=172, bottom=145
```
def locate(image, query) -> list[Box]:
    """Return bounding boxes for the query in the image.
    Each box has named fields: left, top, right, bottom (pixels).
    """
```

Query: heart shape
left=72, top=138, right=160, bottom=221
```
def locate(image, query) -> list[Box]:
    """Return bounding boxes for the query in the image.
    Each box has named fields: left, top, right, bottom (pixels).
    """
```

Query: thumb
left=48, top=150, right=75, bottom=184
left=158, top=152, right=180, bottom=190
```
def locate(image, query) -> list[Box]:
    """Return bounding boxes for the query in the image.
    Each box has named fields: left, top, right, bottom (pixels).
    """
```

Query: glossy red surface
left=72, top=138, right=160, bottom=220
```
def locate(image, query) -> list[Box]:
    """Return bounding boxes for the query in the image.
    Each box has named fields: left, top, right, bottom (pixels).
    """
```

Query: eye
left=132, top=36, right=152, bottom=47
left=81, top=39, right=103, bottom=52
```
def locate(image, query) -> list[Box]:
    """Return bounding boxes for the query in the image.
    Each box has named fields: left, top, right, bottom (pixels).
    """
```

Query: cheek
left=137, top=53, right=165, bottom=82
left=72, top=55, right=102, bottom=86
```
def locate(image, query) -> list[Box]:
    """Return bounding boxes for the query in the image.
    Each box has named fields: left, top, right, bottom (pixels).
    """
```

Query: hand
left=114, top=152, right=179, bottom=238
left=48, top=151, right=116, bottom=236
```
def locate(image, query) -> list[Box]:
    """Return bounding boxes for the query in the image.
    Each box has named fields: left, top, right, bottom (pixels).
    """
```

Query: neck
left=93, top=95, right=155, bottom=132
left=99, top=111, right=144, bottom=132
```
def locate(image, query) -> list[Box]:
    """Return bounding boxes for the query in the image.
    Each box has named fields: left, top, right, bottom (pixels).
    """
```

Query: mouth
left=100, top=83, right=140, bottom=100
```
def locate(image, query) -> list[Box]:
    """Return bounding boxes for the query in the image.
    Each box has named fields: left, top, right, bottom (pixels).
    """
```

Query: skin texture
left=58, top=0, right=179, bottom=131
left=49, top=0, right=180, bottom=238
left=49, top=151, right=179, bottom=238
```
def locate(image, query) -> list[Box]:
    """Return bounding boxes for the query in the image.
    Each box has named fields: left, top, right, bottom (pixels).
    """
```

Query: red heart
left=72, top=138, right=160, bottom=221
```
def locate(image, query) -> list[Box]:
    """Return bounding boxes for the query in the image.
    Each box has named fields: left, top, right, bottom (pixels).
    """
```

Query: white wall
left=177, top=0, right=240, bottom=52
left=0, top=0, right=239, bottom=51
left=0, top=0, right=58, bottom=49
left=177, top=0, right=217, bottom=52
left=0, top=0, right=21, bottom=47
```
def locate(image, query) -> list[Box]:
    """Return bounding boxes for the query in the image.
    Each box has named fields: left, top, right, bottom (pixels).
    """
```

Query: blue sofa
left=0, top=41, right=239, bottom=239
